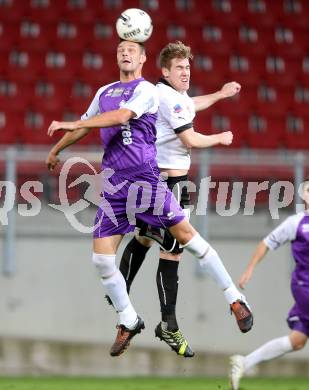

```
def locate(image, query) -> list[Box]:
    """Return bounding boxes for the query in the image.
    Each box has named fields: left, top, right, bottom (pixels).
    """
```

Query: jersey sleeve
left=122, top=81, right=159, bottom=118
left=80, top=84, right=114, bottom=120
left=263, top=214, right=300, bottom=250
left=159, top=94, right=193, bottom=134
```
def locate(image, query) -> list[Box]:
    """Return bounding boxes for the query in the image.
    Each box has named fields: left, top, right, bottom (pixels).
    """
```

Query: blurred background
left=0, top=0, right=309, bottom=378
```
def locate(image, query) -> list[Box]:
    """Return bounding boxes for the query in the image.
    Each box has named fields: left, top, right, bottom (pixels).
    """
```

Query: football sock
left=244, top=336, right=293, bottom=371
left=156, top=258, right=179, bottom=331
left=119, top=237, right=150, bottom=293
left=100, top=268, right=137, bottom=327
left=183, top=234, right=233, bottom=291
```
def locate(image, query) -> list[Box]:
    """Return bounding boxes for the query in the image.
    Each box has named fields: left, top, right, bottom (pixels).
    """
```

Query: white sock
left=183, top=234, right=233, bottom=291
left=101, top=269, right=137, bottom=328
left=223, top=284, right=243, bottom=305
left=244, top=336, right=293, bottom=371
left=118, top=304, right=139, bottom=329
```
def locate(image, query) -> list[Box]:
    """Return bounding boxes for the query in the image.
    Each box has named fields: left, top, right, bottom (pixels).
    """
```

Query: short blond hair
left=159, top=41, right=193, bottom=69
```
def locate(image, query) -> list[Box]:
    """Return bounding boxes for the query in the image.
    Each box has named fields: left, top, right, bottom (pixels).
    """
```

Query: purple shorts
left=287, top=280, right=309, bottom=336
left=93, top=160, right=185, bottom=238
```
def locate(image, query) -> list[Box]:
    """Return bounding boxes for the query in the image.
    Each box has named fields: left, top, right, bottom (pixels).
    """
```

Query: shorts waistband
left=103, top=159, right=158, bottom=176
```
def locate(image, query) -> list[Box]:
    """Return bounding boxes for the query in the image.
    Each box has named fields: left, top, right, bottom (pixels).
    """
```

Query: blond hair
left=159, top=41, right=193, bottom=69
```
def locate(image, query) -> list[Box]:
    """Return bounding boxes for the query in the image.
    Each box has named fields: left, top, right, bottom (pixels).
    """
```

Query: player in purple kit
left=229, top=179, right=309, bottom=390
left=47, top=40, right=252, bottom=357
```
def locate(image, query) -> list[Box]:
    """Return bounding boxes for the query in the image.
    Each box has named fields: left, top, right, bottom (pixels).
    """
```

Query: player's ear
left=140, top=53, right=146, bottom=64
left=162, top=67, right=169, bottom=78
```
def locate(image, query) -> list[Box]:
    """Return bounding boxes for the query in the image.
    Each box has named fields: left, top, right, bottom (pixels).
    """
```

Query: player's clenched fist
left=221, top=81, right=241, bottom=98
left=219, top=131, right=233, bottom=145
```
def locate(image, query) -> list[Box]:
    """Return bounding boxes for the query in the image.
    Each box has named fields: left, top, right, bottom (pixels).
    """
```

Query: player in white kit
left=117, top=41, right=253, bottom=357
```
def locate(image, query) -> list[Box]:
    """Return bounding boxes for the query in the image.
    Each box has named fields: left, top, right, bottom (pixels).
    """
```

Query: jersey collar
left=158, top=77, right=176, bottom=91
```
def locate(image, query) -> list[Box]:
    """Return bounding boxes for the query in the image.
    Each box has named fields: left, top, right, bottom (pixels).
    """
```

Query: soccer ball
left=116, top=8, right=153, bottom=43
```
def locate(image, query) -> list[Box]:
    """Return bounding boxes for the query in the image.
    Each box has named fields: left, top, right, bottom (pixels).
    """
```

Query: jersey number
left=121, top=123, right=132, bottom=145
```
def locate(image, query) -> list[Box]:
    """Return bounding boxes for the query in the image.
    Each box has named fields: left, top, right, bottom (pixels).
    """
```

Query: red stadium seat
left=0, top=111, right=21, bottom=144
left=0, top=22, right=19, bottom=50
left=261, top=56, right=301, bottom=87
left=193, top=111, right=212, bottom=135
left=233, top=26, right=270, bottom=56
left=48, top=22, right=91, bottom=53
left=87, top=22, right=120, bottom=54
left=191, top=55, right=230, bottom=87
left=21, top=111, right=59, bottom=145
left=17, top=20, right=50, bottom=52
left=226, top=115, right=248, bottom=148
left=24, top=1, right=65, bottom=23
left=0, top=0, right=27, bottom=22
left=5, top=50, right=46, bottom=82
left=214, top=87, right=256, bottom=116
left=283, top=118, right=309, bottom=149
left=195, top=111, right=247, bottom=148
left=246, top=115, right=285, bottom=149
left=239, top=1, right=277, bottom=28
left=43, top=52, right=81, bottom=82
left=192, top=25, right=237, bottom=56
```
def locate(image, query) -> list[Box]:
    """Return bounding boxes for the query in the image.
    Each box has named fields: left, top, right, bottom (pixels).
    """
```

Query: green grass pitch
left=0, top=377, right=308, bottom=390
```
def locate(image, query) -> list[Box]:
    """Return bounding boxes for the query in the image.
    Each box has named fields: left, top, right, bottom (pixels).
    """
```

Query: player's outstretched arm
left=47, top=108, right=135, bottom=136
left=178, top=128, right=233, bottom=148
left=192, top=81, right=241, bottom=112
left=238, top=240, right=269, bottom=289
left=46, top=128, right=90, bottom=171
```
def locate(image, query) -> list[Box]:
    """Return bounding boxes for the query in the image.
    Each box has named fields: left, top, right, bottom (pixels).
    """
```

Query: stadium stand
left=0, top=0, right=308, bottom=150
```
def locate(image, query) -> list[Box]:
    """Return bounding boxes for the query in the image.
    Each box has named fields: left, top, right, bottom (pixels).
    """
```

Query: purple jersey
left=81, top=78, right=159, bottom=171
left=264, top=211, right=309, bottom=285
left=264, top=211, right=309, bottom=330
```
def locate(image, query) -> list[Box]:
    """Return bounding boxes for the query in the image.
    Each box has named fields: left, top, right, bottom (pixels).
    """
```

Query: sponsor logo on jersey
left=173, top=104, right=183, bottom=113
left=112, top=88, right=124, bottom=97
left=106, top=89, right=114, bottom=97
left=302, top=223, right=309, bottom=233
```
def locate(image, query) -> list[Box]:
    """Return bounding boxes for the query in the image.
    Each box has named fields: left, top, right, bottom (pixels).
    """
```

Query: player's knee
left=182, top=233, right=212, bottom=259
left=92, top=253, right=117, bottom=278
left=135, top=234, right=153, bottom=248
left=292, top=338, right=307, bottom=351
left=169, top=220, right=196, bottom=245
left=159, top=251, right=181, bottom=261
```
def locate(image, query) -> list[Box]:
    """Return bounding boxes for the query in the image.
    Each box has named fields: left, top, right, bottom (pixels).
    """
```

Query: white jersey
left=263, top=212, right=306, bottom=250
left=155, top=80, right=195, bottom=170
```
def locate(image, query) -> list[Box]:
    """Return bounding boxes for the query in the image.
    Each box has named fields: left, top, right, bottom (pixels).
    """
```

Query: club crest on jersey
left=173, top=104, right=183, bottom=113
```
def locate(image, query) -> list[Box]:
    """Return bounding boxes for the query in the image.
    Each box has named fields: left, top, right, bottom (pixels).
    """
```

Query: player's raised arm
left=238, top=241, right=269, bottom=289
left=192, top=81, right=241, bottom=112
left=178, top=128, right=233, bottom=149
left=47, top=108, right=135, bottom=136
left=46, top=127, right=91, bottom=171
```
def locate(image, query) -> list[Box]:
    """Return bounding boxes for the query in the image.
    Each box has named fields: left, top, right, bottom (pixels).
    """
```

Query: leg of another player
left=155, top=250, right=195, bottom=357
left=156, top=252, right=180, bottom=332
left=168, top=219, right=253, bottom=333
left=119, top=235, right=153, bottom=293
left=229, top=331, right=306, bottom=390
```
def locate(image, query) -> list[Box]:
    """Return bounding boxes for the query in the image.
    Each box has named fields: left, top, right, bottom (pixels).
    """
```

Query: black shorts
left=137, top=174, right=190, bottom=254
